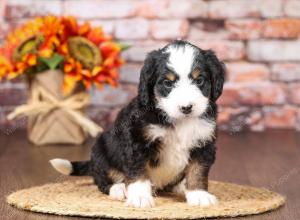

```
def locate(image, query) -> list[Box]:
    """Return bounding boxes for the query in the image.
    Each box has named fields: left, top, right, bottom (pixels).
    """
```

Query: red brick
left=262, top=19, right=300, bottom=39
left=135, top=0, right=169, bottom=18
left=219, top=108, right=265, bottom=132
left=226, top=62, right=270, bottom=82
left=90, top=87, right=130, bottom=107
left=217, top=108, right=231, bottom=125
left=4, top=5, right=31, bottom=19
left=89, top=20, right=115, bottom=35
left=5, top=0, right=62, bottom=19
left=88, top=106, right=130, bottom=130
left=297, top=111, right=300, bottom=131
left=248, top=40, right=300, bottom=61
left=259, top=0, right=284, bottom=17
left=218, top=107, right=250, bottom=132
left=122, top=41, right=168, bottom=62
left=0, top=106, right=27, bottom=134
left=0, top=86, right=27, bottom=106
left=136, top=0, right=207, bottom=19
left=106, top=107, right=122, bottom=127
left=0, top=21, right=9, bottom=39
left=284, top=0, right=300, bottom=17
left=271, top=63, right=300, bottom=82
left=120, top=63, right=142, bottom=84
left=63, top=0, right=137, bottom=19
left=238, top=83, right=286, bottom=106
left=288, top=83, right=300, bottom=105
left=208, top=0, right=282, bottom=19
left=217, top=83, right=241, bottom=107
left=115, top=19, right=149, bottom=40
left=218, top=82, right=286, bottom=106
left=150, top=19, right=189, bottom=40
left=225, top=19, right=262, bottom=40
left=86, top=106, right=111, bottom=129
left=263, top=106, right=298, bottom=128
left=193, top=40, right=245, bottom=61
left=188, top=21, right=229, bottom=40
left=121, top=84, right=138, bottom=101
left=209, top=0, right=259, bottom=19
left=218, top=107, right=248, bottom=124
left=167, top=0, right=208, bottom=19
left=188, top=27, right=229, bottom=40
left=246, top=110, right=265, bottom=131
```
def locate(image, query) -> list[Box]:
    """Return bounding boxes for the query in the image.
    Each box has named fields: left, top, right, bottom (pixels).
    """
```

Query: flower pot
left=27, top=70, right=89, bottom=145
left=8, top=69, right=102, bottom=145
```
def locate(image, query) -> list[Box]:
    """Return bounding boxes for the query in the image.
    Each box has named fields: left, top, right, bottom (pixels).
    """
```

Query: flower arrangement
left=0, top=15, right=127, bottom=95
left=0, top=16, right=129, bottom=145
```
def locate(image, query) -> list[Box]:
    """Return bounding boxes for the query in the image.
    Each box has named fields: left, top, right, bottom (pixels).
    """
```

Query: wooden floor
left=0, top=130, right=299, bottom=220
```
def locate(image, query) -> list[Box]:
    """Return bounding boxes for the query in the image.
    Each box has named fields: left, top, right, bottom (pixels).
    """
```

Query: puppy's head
left=138, top=40, right=225, bottom=121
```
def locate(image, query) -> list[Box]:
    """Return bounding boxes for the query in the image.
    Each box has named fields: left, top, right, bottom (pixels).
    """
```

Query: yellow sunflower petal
left=91, top=66, right=102, bottom=76
left=27, top=55, right=37, bottom=66
left=63, top=75, right=79, bottom=95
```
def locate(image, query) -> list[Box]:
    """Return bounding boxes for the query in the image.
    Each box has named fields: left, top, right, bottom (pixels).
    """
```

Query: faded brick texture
left=1, top=0, right=300, bottom=133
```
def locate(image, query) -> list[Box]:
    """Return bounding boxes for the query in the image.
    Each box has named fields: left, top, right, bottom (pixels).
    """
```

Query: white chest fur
left=145, top=117, right=215, bottom=189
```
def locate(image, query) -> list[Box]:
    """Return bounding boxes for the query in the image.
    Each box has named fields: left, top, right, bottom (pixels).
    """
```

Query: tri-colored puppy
left=50, top=40, right=225, bottom=208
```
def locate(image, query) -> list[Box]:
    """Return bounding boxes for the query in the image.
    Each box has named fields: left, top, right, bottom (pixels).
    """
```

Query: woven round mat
left=7, top=179, right=285, bottom=219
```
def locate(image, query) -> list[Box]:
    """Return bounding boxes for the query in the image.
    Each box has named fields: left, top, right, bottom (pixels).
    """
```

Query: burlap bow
left=7, top=85, right=103, bottom=137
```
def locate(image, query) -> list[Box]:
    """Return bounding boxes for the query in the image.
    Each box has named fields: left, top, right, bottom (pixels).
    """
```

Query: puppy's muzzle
left=180, top=104, right=193, bottom=115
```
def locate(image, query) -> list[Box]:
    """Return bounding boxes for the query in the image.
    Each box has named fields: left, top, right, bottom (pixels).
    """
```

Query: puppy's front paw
left=125, top=180, right=155, bottom=208
left=126, top=194, right=155, bottom=208
left=109, top=183, right=127, bottom=201
left=185, top=190, right=218, bottom=207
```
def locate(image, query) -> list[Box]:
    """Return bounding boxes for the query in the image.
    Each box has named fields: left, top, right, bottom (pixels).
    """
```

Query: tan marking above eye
left=191, top=68, right=201, bottom=79
left=166, top=72, right=176, bottom=81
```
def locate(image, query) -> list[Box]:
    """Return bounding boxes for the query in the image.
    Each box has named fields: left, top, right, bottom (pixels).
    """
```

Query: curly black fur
left=67, top=40, right=225, bottom=195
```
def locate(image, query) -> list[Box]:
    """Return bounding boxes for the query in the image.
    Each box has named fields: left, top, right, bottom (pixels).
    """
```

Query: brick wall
left=1, top=0, right=300, bottom=133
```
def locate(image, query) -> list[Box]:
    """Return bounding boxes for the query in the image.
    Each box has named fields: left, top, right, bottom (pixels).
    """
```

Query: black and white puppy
left=50, top=40, right=225, bottom=208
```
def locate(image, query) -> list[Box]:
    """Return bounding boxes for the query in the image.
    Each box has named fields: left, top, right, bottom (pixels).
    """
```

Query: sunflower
left=0, top=15, right=128, bottom=94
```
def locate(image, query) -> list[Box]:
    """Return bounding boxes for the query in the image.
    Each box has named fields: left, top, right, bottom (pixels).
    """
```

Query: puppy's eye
left=163, top=79, right=173, bottom=88
left=196, top=76, right=205, bottom=86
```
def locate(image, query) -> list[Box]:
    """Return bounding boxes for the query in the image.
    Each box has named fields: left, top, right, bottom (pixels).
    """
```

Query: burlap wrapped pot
left=8, top=70, right=102, bottom=145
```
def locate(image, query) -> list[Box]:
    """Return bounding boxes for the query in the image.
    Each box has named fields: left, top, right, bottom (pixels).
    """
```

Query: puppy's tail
left=49, top=158, right=91, bottom=176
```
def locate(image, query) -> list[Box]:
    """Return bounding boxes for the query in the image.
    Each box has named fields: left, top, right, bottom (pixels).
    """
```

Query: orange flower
left=63, top=57, right=83, bottom=94
left=78, top=22, right=91, bottom=36
left=100, top=41, right=121, bottom=57
left=24, top=54, right=37, bottom=66
left=0, top=15, right=126, bottom=94
left=40, top=16, right=63, bottom=38
left=0, top=55, right=13, bottom=79
left=87, top=27, right=111, bottom=45
left=60, top=16, right=78, bottom=40
left=39, top=35, right=60, bottom=58
left=8, top=54, right=37, bottom=79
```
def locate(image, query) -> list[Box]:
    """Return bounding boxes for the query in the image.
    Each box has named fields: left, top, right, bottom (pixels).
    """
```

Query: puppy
left=50, top=40, right=225, bottom=208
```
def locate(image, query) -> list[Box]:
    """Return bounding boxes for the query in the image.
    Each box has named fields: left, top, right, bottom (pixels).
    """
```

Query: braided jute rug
left=7, top=178, right=285, bottom=219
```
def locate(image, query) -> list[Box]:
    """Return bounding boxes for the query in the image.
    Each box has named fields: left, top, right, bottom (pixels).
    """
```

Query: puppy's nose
left=180, top=104, right=193, bottom=114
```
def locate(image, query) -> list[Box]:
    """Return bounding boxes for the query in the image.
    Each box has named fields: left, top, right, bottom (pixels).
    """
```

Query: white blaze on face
left=157, top=44, right=209, bottom=120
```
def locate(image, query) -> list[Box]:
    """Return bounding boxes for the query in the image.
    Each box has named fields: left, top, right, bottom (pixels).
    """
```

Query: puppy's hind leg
left=172, top=178, right=187, bottom=196
left=94, top=171, right=127, bottom=201
left=172, top=178, right=217, bottom=207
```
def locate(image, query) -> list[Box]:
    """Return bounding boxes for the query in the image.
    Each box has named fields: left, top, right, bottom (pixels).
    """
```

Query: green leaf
left=39, top=53, right=64, bottom=70
left=118, top=42, right=131, bottom=51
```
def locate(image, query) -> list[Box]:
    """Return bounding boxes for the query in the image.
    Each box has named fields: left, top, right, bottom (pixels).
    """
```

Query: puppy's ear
left=138, top=50, right=160, bottom=107
left=204, top=50, right=225, bottom=101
